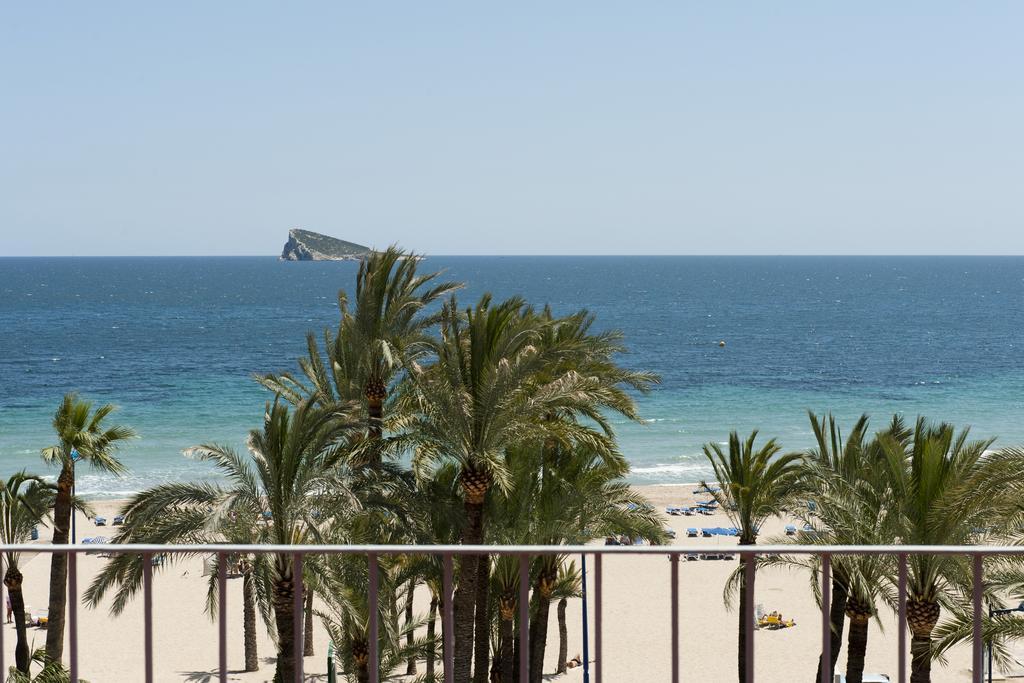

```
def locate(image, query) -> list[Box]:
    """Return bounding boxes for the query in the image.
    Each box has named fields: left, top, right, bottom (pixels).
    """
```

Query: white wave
left=630, top=463, right=706, bottom=477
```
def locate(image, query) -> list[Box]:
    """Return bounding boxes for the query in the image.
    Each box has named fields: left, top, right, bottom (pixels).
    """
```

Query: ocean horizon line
left=4, top=253, right=1024, bottom=259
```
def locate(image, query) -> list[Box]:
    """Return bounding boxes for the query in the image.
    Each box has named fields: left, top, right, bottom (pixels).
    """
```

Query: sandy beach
left=1, top=486, right=988, bottom=682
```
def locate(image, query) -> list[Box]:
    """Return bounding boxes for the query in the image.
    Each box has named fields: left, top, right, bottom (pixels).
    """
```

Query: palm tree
left=551, top=561, right=582, bottom=676
left=7, top=649, right=85, bottom=683
left=803, top=411, right=870, bottom=682
left=490, top=442, right=664, bottom=682
left=86, top=487, right=270, bottom=672
left=703, top=431, right=805, bottom=683
left=87, top=398, right=353, bottom=682
left=407, top=295, right=617, bottom=682
left=259, top=245, right=459, bottom=468
left=876, top=418, right=1004, bottom=683
left=0, top=472, right=57, bottom=673
left=40, top=393, right=135, bottom=662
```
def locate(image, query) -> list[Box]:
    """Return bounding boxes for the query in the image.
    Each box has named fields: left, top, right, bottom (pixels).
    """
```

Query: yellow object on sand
left=757, top=611, right=795, bottom=630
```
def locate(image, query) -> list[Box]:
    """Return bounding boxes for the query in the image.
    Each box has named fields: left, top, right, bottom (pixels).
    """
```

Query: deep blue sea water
left=2, top=256, right=1023, bottom=498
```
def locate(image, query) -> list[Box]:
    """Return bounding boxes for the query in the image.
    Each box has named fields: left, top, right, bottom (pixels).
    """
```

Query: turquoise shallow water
left=1, top=256, right=1022, bottom=497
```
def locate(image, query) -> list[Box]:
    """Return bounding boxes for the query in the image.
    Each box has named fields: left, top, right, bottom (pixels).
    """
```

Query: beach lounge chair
left=785, top=525, right=797, bottom=536
left=94, top=516, right=107, bottom=526
left=686, top=528, right=698, bottom=537
left=30, top=526, right=39, bottom=540
left=113, top=515, right=125, bottom=526
left=664, top=527, right=677, bottom=539
left=701, top=528, right=714, bottom=537
left=722, top=552, right=735, bottom=560
left=682, top=507, right=695, bottom=516
left=666, top=506, right=682, bottom=516
left=685, top=552, right=699, bottom=561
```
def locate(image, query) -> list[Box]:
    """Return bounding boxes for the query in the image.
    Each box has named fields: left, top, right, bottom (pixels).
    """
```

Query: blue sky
left=3, top=3, right=1023, bottom=255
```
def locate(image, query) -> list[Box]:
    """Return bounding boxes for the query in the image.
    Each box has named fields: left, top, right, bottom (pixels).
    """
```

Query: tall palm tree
left=703, top=431, right=805, bottom=683
left=483, top=308, right=657, bottom=683
left=40, top=393, right=135, bottom=662
left=407, top=295, right=616, bottom=682
left=0, top=472, right=57, bottom=673
left=259, top=245, right=459, bottom=468
left=876, top=418, right=1004, bottom=683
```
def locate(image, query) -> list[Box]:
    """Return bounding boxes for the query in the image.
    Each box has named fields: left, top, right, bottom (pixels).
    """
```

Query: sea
left=1, top=256, right=1022, bottom=499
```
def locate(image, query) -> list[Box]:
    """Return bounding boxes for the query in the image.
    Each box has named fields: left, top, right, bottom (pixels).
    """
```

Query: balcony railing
left=1, top=543, right=1021, bottom=683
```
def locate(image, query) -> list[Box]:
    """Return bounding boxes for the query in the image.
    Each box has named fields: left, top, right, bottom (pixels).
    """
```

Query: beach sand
left=1, top=487, right=986, bottom=681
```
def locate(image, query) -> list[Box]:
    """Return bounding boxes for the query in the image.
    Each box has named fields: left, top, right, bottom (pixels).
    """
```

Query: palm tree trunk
left=845, top=616, right=870, bottom=683
left=815, top=578, right=848, bottom=683
left=910, top=631, right=932, bottom=683
left=366, top=387, right=384, bottom=468
left=45, top=462, right=73, bottom=662
left=472, top=555, right=491, bottom=683
left=243, top=568, right=259, bottom=672
left=556, top=597, right=568, bottom=674
left=272, top=565, right=296, bottom=683
left=528, top=587, right=552, bottom=683
left=303, top=590, right=315, bottom=657
left=737, top=547, right=752, bottom=683
left=499, top=615, right=514, bottom=683
left=454, top=499, right=485, bottom=683
left=405, top=580, right=417, bottom=675
left=4, top=564, right=29, bottom=673
left=427, top=595, right=438, bottom=678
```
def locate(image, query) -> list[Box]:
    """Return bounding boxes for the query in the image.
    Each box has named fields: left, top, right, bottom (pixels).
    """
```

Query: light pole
left=988, top=601, right=1024, bottom=683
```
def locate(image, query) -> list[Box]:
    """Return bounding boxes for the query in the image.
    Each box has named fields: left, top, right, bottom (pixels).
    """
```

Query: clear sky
left=3, top=3, right=1023, bottom=256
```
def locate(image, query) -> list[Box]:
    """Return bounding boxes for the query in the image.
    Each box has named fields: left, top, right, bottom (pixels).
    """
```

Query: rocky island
left=280, top=228, right=373, bottom=261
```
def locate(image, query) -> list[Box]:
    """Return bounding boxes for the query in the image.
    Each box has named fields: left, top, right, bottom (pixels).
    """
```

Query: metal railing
left=1, top=543, right=1021, bottom=683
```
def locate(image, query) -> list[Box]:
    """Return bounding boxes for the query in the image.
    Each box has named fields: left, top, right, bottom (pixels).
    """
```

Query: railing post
left=218, top=552, right=227, bottom=683
left=898, top=553, right=907, bottom=683
left=69, top=551, right=79, bottom=683
left=1, top=554, right=6, bottom=680
left=594, top=554, right=602, bottom=683
left=973, top=554, right=984, bottom=683
left=670, top=553, right=679, bottom=683
left=821, top=554, right=831, bottom=683
left=744, top=551, right=755, bottom=683
left=293, top=552, right=304, bottom=683
left=518, top=554, right=530, bottom=683
left=368, top=553, right=380, bottom=683
left=442, top=554, right=454, bottom=683
left=143, top=552, right=153, bottom=683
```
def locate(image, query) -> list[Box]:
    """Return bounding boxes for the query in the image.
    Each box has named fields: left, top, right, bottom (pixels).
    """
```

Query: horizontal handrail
left=6, top=542, right=1024, bottom=555
left=2, top=542, right=1014, bottom=683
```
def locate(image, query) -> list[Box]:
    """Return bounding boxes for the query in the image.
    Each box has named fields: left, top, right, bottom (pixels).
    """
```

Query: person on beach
left=5, top=593, right=11, bottom=623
